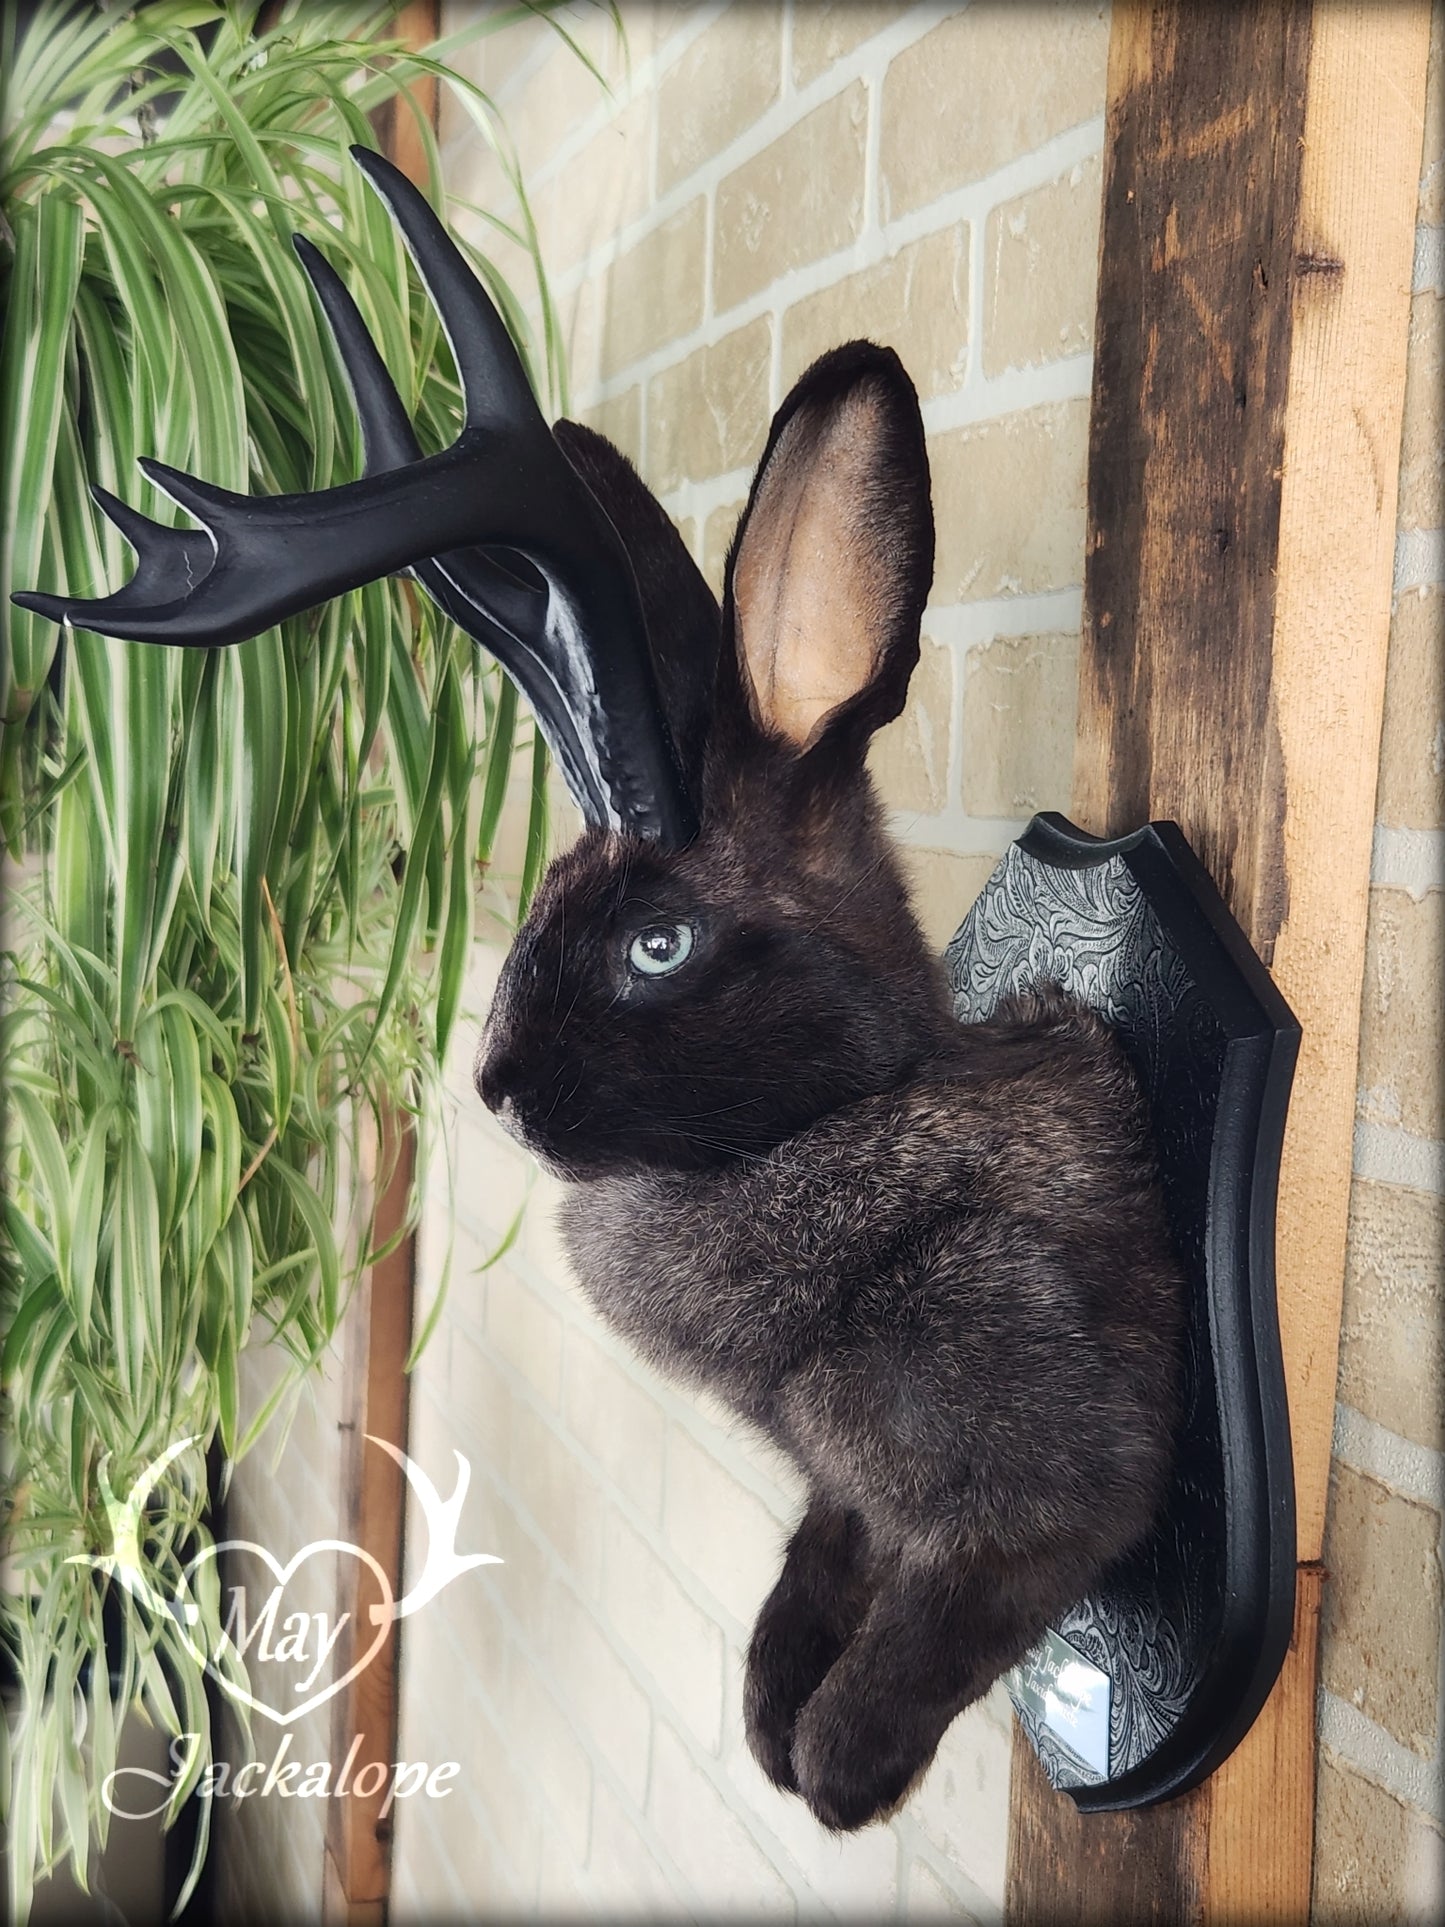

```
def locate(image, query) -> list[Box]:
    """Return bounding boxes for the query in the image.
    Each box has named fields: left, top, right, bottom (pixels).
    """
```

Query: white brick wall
left=442, top=0, right=1110, bottom=934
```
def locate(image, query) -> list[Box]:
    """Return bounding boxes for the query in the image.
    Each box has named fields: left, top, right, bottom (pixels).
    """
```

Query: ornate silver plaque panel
left=945, top=814, right=1298, bottom=1809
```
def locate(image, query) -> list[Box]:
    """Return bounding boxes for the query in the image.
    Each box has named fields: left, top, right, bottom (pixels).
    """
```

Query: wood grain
left=1011, top=2, right=1429, bottom=1920
left=1262, top=0, right=1432, bottom=1565
left=1008, top=1725, right=1204, bottom=1926
left=325, top=1112, right=416, bottom=1919
left=1201, top=1564, right=1326, bottom=1922
left=1006, top=1571, right=1324, bottom=1924
left=1071, top=0, right=1312, bottom=951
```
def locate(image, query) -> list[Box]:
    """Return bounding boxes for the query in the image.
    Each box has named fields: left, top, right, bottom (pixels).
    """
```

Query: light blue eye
left=628, top=922, right=695, bottom=977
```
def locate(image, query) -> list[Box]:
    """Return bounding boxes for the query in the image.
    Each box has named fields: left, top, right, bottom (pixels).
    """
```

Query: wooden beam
left=1007, top=1565, right=1327, bottom=1925
left=1009, top=3, right=1430, bottom=1920
left=1071, top=0, right=1313, bottom=938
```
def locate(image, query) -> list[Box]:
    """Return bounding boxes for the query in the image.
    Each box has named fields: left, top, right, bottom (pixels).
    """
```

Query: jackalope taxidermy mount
left=18, top=149, right=1185, bottom=1830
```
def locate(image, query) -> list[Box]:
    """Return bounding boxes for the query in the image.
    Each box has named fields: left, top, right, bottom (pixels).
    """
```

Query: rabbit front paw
left=790, top=1677, right=940, bottom=1832
left=744, top=1611, right=840, bottom=1793
left=744, top=1499, right=873, bottom=1794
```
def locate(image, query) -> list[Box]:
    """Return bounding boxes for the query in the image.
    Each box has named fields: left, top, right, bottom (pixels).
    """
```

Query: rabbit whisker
left=554, top=977, right=584, bottom=1037
left=595, top=982, right=627, bottom=1019
left=674, top=1096, right=765, bottom=1121
left=551, top=892, right=567, bottom=1016
left=546, top=1064, right=584, bottom=1122
left=663, top=1126, right=817, bottom=1180
left=611, top=1069, right=764, bottom=1087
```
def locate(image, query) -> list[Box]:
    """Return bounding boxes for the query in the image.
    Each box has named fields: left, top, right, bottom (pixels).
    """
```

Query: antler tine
left=298, top=164, right=698, bottom=844
left=298, top=223, right=550, bottom=642
left=347, top=147, right=543, bottom=440
left=13, top=486, right=217, bottom=637
left=293, top=233, right=423, bottom=473
left=9, top=187, right=551, bottom=650
left=294, top=228, right=539, bottom=647
left=294, top=226, right=616, bottom=824
left=9, top=433, right=546, bottom=648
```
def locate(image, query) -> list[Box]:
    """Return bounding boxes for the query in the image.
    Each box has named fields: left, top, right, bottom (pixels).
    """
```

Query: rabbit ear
left=552, top=420, right=721, bottom=805
left=723, top=342, right=933, bottom=765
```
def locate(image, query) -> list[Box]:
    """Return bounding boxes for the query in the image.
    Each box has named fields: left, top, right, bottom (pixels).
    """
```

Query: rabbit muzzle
left=476, top=1034, right=551, bottom=1156
left=477, top=1053, right=578, bottom=1175
left=475, top=968, right=603, bottom=1177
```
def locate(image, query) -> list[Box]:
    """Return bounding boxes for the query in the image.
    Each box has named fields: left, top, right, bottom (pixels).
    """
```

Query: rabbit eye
left=628, top=922, right=695, bottom=977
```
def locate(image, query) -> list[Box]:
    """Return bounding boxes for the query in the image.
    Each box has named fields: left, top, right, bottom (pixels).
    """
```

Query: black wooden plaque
left=945, top=813, right=1299, bottom=1810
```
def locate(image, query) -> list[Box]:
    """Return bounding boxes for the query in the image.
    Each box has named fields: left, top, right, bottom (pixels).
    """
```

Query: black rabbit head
left=476, top=343, right=954, bottom=1177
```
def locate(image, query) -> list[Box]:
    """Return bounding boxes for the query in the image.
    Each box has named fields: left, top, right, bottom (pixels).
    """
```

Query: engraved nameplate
left=1010, top=1629, right=1112, bottom=1777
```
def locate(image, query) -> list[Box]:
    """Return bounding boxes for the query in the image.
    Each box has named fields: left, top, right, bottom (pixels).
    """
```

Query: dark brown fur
left=477, top=345, right=1183, bottom=1830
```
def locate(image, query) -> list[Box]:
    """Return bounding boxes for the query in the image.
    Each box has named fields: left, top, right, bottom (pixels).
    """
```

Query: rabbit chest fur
left=477, top=343, right=1184, bottom=1830
left=561, top=989, right=1177, bottom=1576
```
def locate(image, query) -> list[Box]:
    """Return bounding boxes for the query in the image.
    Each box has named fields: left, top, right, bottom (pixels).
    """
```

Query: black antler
left=12, top=148, right=696, bottom=847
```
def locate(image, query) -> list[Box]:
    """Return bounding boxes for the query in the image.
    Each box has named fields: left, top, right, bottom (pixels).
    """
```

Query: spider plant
left=0, top=1, right=601, bottom=1915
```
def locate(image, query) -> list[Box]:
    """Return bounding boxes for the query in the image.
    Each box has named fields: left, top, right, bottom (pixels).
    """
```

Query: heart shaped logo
left=176, top=1537, right=396, bottom=1728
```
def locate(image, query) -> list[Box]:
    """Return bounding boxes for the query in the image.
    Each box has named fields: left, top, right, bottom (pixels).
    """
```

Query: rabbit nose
left=478, top=1051, right=533, bottom=1143
left=483, top=1081, right=527, bottom=1148
left=478, top=1052, right=517, bottom=1116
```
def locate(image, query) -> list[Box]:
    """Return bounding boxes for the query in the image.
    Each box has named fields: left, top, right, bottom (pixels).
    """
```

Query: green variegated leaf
left=8, top=1086, right=71, bottom=1295
left=0, top=189, right=84, bottom=723
left=520, top=724, right=551, bottom=916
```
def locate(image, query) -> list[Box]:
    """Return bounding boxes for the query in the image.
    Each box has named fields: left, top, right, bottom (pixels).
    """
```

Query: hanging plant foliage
left=0, top=1, right=602, bottom=1913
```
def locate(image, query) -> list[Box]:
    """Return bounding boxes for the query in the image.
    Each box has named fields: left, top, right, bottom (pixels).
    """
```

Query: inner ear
left=727, top=344, right=933, bottom=758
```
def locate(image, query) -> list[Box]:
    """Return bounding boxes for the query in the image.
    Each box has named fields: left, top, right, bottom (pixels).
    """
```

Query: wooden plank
left=1200, top=1563, right=1326, bottom=1922
left=1006, top=1570, right=1324, bottom=1924
left=374, top=0, right=441, bottom=185
left=1262, top=0, right=1433, bottom=1565
left=325, top=1111, right=417, bottom=1919
left=324, top=11, right=438, bottom=1920
left=1010, top=3, right=1430, bottom=1921
left=1007, top=1729, right=1203, bottom=1926
left=325, top=1846, right=385, bottom=1927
